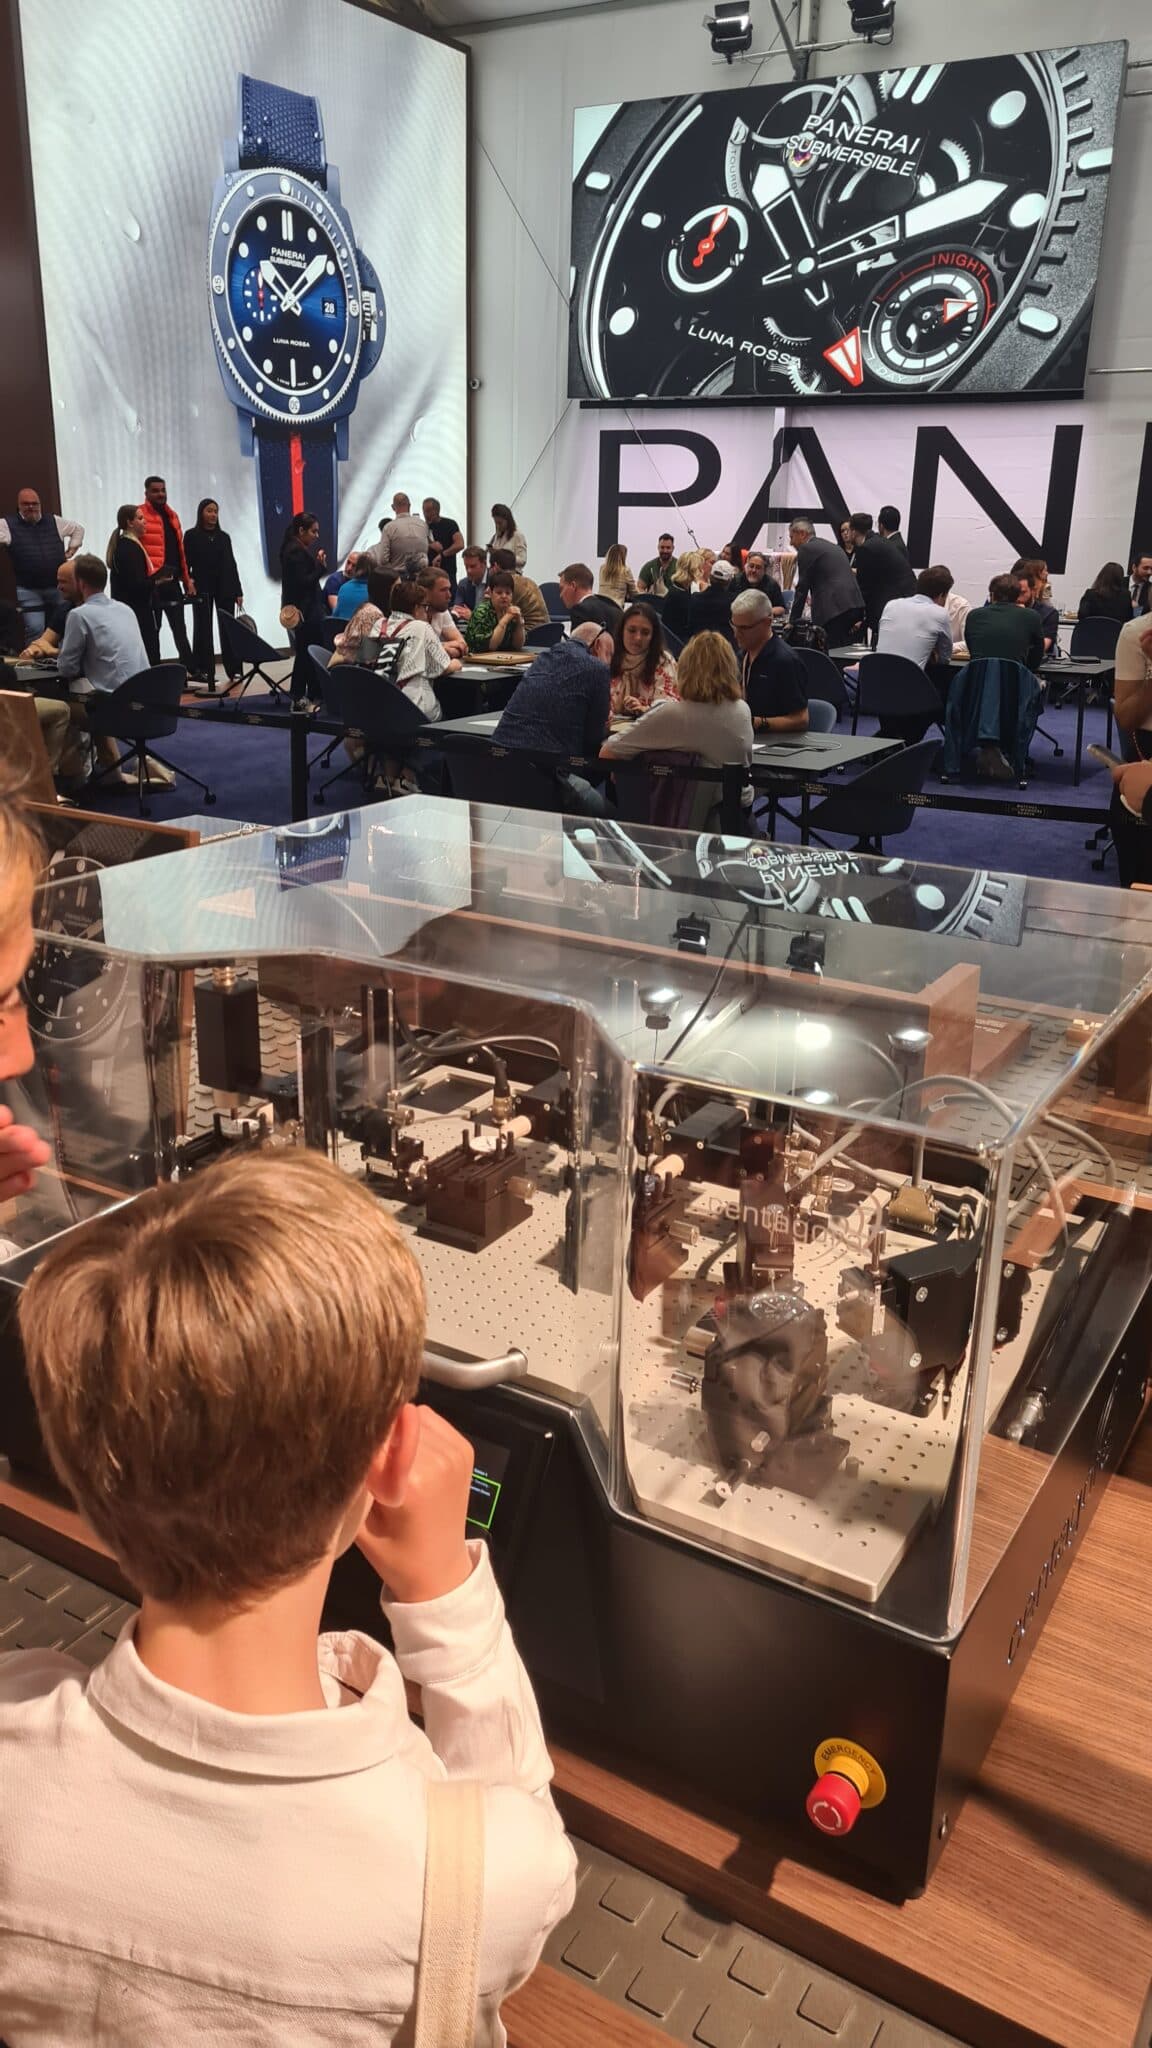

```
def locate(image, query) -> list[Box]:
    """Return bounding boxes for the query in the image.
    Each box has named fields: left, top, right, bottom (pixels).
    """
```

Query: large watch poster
left=16, top=0, right=467, bottom=637
left=569, top=43, right=1127, bottom=404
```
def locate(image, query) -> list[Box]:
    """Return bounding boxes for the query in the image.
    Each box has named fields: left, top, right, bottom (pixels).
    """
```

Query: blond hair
left=18, top=1148, right=426, bottom=1606
left=678, top=631, right=742, bottom=705
left=0, top=762, right=45, bottom=947
left=671, top=548, right=702, bottom=590
left=602, top=544, right=628, bottom=579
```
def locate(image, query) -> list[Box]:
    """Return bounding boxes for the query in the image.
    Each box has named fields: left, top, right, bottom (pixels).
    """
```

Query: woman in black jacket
left=280, top=513, right=328, bottom=704
left=1078, top=560, right=1133, bottom=625
left=184, top=498, right=243, bottom=686
left=106, top=503, right=160, bottom=663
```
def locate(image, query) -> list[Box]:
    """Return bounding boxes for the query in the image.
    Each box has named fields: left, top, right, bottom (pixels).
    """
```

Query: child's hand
left=0, top=1106, right=50, bottom=1201
left=357, top=1406, right=475, bottom=1605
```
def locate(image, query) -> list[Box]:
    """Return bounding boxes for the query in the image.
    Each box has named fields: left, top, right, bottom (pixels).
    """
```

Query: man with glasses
left=730, top=589, right=809, bottom=734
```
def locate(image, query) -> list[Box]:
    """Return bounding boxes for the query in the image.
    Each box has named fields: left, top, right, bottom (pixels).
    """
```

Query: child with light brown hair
left=3, top=1146, right=575, bottom=2042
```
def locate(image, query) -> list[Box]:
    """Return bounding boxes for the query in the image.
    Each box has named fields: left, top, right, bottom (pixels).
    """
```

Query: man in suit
left=848, top=513, right=916, bottom=643
left=787, top=518, right=864, bottom=647
left=878, top=505, right=909, bottom=560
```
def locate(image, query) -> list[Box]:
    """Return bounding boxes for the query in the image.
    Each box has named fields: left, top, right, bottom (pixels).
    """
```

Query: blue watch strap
left=252, top=427, right=339, bottom=581
left=238, top=75, right=326, bottom=183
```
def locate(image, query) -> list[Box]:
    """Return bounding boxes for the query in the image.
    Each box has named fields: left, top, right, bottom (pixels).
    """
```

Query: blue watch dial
left=209, top=167, right=376, bottom=427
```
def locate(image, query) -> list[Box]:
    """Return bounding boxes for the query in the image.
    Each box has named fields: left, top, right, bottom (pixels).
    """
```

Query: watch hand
left=280, top=251, right=329, bottom=315
left=259, top=257, right=294, bottom=306
left=759, top=179, right=1008, bottom=286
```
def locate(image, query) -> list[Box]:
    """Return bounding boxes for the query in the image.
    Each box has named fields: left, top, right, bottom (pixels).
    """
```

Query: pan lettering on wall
left=597, top=420, right=1116, bottom=571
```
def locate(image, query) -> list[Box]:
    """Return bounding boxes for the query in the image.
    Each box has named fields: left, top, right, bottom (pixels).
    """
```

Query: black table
left=825, top=648, right=1115, bottom=787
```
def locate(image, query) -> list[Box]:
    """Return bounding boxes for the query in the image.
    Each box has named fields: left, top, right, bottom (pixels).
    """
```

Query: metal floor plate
left=546, top=1838, right=969, bottom=2047
left=0, top=1538, right=966, bottom=2045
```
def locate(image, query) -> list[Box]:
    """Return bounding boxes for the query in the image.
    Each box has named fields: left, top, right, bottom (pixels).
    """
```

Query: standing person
left=422, top=498, right=465, bottom=592
left=107, top=504, right=158, bottom=662
left=280, top=514, right=328, bottom=706
left=184, top=499, right=243, bottom=690
left=878, top=506, right=910, bottom=560
left=366, top=495, right=430, bottom=576
left=876, top=566, right=956, bottom=680
left=0, top=487, right=84, bottom=642
left=464, top=572, right=527, bottom=654
left=138, top=476, right=195, bottom=667
left=788, top=519, right=864, bottom=645
left=638, top=534, right=676, bottom=597
left=608, top=603, right=679, bottom=715
left=730, top=589, right=809, bottom=734
left=847, top=513, right=916, bottom=643
left=598, top=545, right=637, bottom=609
left=488, top=503, right=527, bottom=571
left=1079, top=561, right=1135, bottom=625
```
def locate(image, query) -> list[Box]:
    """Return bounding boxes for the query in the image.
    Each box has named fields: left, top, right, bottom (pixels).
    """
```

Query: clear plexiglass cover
left=8, top=795, right=1152, bottom=1645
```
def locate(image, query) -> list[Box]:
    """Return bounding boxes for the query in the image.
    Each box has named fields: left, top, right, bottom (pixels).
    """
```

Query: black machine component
left=628, top=1167, right=688, bottom=1302
left=518, top=1069, right=573, bottom=1148
left=421, top=1129, right=534, bottom=1251
left=837, top=1233, right=981, bottom=1416
left=701, top=1291, right=848, bottom=1498
left=193, top=971, right=263, bottom=1096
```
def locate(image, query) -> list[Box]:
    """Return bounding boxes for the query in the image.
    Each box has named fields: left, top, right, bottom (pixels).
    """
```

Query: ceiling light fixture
left=706, top=2, right=753, bottom=62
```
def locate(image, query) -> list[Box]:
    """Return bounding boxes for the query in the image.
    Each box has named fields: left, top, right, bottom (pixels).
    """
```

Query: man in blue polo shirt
left=494, top=621, right=613, bottom=814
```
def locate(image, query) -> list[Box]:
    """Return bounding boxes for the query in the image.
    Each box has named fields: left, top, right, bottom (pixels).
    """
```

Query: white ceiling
left=436, top=0, right=665, bottom=29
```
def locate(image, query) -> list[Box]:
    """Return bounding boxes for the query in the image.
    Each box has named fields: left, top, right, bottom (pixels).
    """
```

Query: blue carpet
left=73, top=693, right=1120, bottom=888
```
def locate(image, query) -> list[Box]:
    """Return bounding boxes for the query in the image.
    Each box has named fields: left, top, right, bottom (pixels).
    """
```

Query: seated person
left=601, top=629, right=753, bottom=789
left=6, top=1144, right=576, bottom=2035
left=18, top=556, right=78, bottom=662
left=416, top=568, right=468, bottom=655
left=729, top=588, right=808, bottom=734
left=557, top=561, right=621, bottom=634
left=1012, top=558, right=1059, bottom=654
left=332, top=554, right=371, bottom=621
left=733, top=551, right=784, bottom=615
left=323, top=557, right=352, bottom=612
left=876, top=565, right=955, bottom=693
left=965, top=574, right=1046, bottom=670
left=382, top=581, right=460, bottom=720
left=56, top=552, right=167, bottom=785
left=598, top=545, right=637, bottom=609
left=464, top=571, right=527, bottom=654
left=483, top=550, right=549, bottom=633
left=330, top=601, right=384, bottom=667
left=493, top=621, right=614, bottom=816
left=1112, top=616, right=1152, bottom=883
left=638, top=533, right=676, bottom=597
left=453, top=546, right=490, bottom=617
left=1078, top=561, right=1133, bottom=625
left=609, top=604, right=679, bottom=715
left=664, top=558, right=738, bottom=645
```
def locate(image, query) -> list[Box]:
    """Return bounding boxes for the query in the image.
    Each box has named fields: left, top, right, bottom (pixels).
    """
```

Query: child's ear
left=365, top=1402, right=422, bottom=1508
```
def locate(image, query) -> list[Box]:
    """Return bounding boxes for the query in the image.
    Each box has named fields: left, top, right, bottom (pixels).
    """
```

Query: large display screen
left=17, top=0, right=467, bottom=637
left=569, top=43, right=1126, bottom=405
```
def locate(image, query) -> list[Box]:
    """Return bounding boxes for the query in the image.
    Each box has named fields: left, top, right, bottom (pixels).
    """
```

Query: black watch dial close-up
left=569, top=44, right=1125, bottom=402
left=24, top=856, right=130, bottom=1050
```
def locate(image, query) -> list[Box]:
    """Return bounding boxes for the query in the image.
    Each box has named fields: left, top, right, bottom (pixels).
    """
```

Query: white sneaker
left=144, top=759, right=176, bottom=787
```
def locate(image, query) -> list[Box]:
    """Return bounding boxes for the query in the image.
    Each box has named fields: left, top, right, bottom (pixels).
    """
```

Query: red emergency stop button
left=806, top=1742, right=885, bottom=1839
left=807, top=1769, right=864, bottom=1836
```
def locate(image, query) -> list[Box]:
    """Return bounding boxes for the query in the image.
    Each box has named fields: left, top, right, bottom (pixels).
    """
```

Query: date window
left=322, top=297, right=338, bottom=319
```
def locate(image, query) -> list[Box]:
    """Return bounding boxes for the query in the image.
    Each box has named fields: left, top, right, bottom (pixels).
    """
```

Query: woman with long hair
left=107, top=502, right=158, bottom=662
left=600, top=630, right=752, bottom=786
left=609, top=604, right=679, bottom=716
left=383, top=580, right=461, bottom=720
left=662, top=549, right=703, bottom=641
left=184, top=498, right=243, bottom=687
left=598, top=544, right=637, bottom=609
left=487, top=503, right=527, bottom=571
left=280, top=512, right=328, bottom=704
left=1079, top=560, right=1133, bottom=625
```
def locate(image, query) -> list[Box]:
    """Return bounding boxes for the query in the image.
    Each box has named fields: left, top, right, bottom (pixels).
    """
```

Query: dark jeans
left=192, top=597, right=238, bottom=681
left=823, top=607, right=865, bottom=648
left=152, top=578, right=193, bottom=666
left=290, top=609, right=327, bottom=701
left=1110, top=787, right=1152, bottom=888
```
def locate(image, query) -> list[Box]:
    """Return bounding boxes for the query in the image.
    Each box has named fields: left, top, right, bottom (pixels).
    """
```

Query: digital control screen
left=467, top=1439, right=511, bottom=1536
left=569, top=42, right=1125, bottom=403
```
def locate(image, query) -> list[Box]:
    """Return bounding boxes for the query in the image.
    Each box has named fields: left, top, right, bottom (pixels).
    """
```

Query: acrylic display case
left=3, top=796, right=1151, bottom=1893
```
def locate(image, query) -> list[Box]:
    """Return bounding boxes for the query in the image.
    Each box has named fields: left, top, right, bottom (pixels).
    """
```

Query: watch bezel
left=208, top=166, right=369, bottom=427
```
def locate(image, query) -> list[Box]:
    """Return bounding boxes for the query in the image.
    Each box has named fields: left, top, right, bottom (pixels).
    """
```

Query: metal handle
left=422, top=1345, right=528, bottom=1390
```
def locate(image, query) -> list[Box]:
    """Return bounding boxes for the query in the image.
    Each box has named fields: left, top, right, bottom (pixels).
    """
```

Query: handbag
left=413, top=1778, right=485, bottom=2048
left=279, top=604, right=303, bottom=631
left=236, top=610, right=257, bottom=636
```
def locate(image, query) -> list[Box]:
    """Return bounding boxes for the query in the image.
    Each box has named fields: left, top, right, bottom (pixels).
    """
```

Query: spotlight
left=848, top=0, right=894, bottom=37
left=706, top=1, right=753, bottom=62
left=675, top=914, right=711, bottom=954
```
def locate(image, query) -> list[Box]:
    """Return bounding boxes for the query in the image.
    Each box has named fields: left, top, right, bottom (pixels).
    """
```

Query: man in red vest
left=138, top=475, right=196, bottom=671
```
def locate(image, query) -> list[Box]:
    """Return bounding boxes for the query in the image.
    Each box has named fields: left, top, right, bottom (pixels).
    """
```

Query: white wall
left=465, top=1, right=1152, bottom=610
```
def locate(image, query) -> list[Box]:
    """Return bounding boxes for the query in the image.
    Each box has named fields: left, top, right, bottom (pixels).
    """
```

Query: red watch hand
left=692, top=207, right=729, bottom=270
